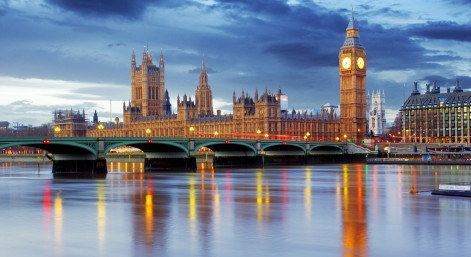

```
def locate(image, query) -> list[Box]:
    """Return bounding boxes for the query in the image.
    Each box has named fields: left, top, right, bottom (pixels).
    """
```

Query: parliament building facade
left=59, top=13, right=367, bottom=144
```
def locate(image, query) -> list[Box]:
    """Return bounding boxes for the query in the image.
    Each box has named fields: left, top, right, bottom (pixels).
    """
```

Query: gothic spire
left=347, top=8, right=356, bottom=29
left=202, top=55, right=206, bottom=71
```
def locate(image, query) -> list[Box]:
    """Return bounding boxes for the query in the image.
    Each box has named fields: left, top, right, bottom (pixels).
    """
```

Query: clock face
left=357, top=57, right=365, bottom=69
left=342, top=57, right=351, bottom=69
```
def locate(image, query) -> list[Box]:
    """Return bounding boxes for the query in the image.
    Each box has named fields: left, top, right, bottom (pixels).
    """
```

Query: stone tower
left=368, top=90, right=386, bottom=136
left=130, top=47, right=165, bottom=117
left=195, top=57, right=213, bottom=116
left=339, top=10, right=366, bottom=144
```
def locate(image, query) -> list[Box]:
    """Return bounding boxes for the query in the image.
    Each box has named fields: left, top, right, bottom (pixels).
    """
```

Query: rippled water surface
left=1, top=162, right=471, bottom=257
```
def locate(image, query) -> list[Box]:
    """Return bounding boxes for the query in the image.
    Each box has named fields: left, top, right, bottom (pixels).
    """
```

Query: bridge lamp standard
left=189, top=126, right=195, bottom=138
left=305, top=132, right=310, bottom=141
left=257, top=129, right=261, bottom=138
left=214, top=131, right=219, bottom=138
left=146, top=128, right=151, bottom=139
left=264, top=133, right=269, bottom=139
left=54, top=126, right=61, bottom=137
left=98, top=124, right=104, bottom=137
left=336, top=136, right=339, bottom=142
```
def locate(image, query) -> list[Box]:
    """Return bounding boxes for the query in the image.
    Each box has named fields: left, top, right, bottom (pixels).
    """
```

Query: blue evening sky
left=0, top=0, right=470, bottom=125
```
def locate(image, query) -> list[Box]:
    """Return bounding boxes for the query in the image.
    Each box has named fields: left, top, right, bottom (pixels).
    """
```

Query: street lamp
left=189, top=126, right=195, bottom=138
left=257, top=129, right=261, bottom=137
left=214, top=131, right=219, bottom=137
left=146, top=128, right=151, bottom=137
left=336, top=136, right=339, bottom=142
left=305, top=132, right=310, bottom=141
left=264, top=133, right=269, bottom=139
left=98, top=124, right=104, bottom=137
left=343, top=134, right=347, bottom=143
left=54, top=126, right=60, bottom=137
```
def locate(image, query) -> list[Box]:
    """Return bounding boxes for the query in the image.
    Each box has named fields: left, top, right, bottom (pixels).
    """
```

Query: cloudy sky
left=1, top=0, right=470, bottom=126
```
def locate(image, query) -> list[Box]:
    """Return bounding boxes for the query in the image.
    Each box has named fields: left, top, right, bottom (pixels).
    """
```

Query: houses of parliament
left=55, top=13, right=366, bottom=144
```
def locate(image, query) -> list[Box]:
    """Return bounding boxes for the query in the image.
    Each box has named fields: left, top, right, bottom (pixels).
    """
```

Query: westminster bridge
left=0, top=137, right=371, bottom=174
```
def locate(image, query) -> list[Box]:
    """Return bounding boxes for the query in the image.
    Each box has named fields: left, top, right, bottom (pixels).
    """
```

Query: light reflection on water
left=1, top=162, right=471, bottom=256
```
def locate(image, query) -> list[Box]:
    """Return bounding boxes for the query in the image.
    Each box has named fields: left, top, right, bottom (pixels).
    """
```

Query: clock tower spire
left=339, top=9, right=366, bottom=144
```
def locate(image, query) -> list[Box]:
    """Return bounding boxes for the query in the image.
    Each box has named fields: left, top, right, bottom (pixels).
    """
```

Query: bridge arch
left=0, top=141, right=98, bottom=158
left=195, top=141, right=257, bottom=156
left=261, top=142, right=306, bottom=155
left=310, top=145, right=344, bottom=154
left=104, top=140, right=189, bottom=156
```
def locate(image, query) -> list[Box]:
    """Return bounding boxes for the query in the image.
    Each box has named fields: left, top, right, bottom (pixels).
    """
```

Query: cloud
left=410, top=21, right=471, bottom=42
left=188, top=67, right=217, bottom=74
left=419, top=75, right=471, bottom=90
left=0, top=76, right=127, bottom=125
left=45, top=0, right=188, bottom=19
left=364, top=7, right=411, bottom=18
left=264, top=43, right=338, bottom=68
left=107, top=42, right=125, bottom=48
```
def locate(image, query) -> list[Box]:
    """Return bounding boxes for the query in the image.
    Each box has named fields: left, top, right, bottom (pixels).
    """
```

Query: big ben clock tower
left=339, top=10, right=366, bottom=144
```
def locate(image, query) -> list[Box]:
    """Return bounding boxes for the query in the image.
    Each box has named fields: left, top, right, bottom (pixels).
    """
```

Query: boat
left=431, top=183, right=471, bottom=197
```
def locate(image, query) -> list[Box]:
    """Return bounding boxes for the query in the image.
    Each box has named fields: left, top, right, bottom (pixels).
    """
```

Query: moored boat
left=431, top=183, right=471, bottom=197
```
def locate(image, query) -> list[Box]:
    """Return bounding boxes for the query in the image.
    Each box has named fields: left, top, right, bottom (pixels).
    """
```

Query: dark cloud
left=264, top=43, right=337, bottom=68
left=360, top=23, right=443, bottom=71
left=420, top=75, right=471, bottom=89
left=214, top=0, right=291, bottom=15
left=45, top=0, right=187, bottom=19
left=410, top=21, right=471, bottom=42
left=445, top=0, right=471, bottom=5
left=365, top=7, right=410, bottom=18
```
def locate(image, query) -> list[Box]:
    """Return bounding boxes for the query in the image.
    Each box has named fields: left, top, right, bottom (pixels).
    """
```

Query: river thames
left=1, top=161, right=471, bottom=256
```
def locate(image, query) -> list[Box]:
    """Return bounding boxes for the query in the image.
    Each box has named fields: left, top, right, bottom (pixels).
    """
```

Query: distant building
left=0, top=121, right=8, bottom=129
left=401, top=80, right=470, bottom=143
left=367, top=90, right=386, bottom=136
left=53, top=109, right=88, bottom=137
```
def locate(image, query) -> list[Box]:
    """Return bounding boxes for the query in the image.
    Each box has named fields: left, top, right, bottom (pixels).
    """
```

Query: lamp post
left=54, top=126, right=60, bottom=137
left=189, top=126, right=195, bottom=138
left=257, top=129, right=261, bottom=138
left=98, top=124, right=104, bottom=137
left=305, top=132, right=310, bottom=141
left=343, top=134, right=347, bottom=154
left=214, top=131, right=219, bottom=138
left=336, top=136, right=339, bottom=142
left=264, top=133, right=269, bottom=140
left=146, top=128, right=151, bottom=137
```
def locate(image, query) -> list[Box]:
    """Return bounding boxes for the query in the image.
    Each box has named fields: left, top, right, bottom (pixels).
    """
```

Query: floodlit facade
left=401, top=80, right=471, bottom=143
left=58, top=13, right=367, bottom=143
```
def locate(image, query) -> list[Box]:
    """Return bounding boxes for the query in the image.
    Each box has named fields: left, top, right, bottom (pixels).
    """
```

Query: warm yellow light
left=306, top=132, right=310, bottom=136
left=54, top=126, right=60, bottom=132
left=214, top=131, right=218, bottom=136
left=343, top=134, right=347, bottom=139
left=257, top=129, right=261, bottom=134
left=98, top=124, right=104, bottom=130
left=264, top=133, right=269, bottom=138
left=304, top=136, right=307, bottom=139
left=189, top=126, right=195, bottom=132
left=146, top=128, right=151, bottom=135
left=336, top=137, right=339, bottom=141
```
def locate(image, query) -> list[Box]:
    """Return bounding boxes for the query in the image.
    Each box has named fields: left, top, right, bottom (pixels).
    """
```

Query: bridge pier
left=144, top=157, right=197, bottom=171
left=213, top=155, right=263, bottom=168
left=52, top=159, right=107, bottom=174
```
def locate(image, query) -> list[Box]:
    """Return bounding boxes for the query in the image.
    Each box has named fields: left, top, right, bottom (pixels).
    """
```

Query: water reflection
left=54, top=190, right=63, bottom=254
left=2, top=163, right=471, bottom=256
left=304, top=167, right=311, bottom=220
left=341, top=164, right=367, bottom=257
left=97, top=180, right=106, bottom=253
